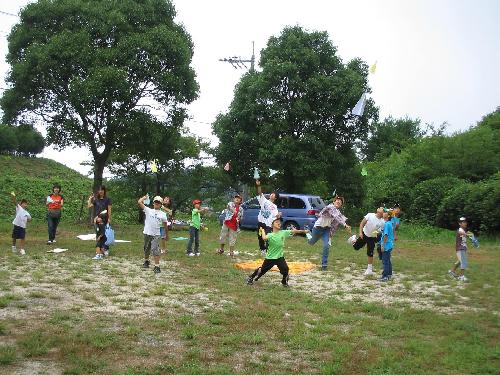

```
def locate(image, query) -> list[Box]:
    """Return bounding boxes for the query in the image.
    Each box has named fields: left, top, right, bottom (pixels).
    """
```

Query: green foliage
left=410, top=176, right=465, bottom=224
left=2, top=0, right=198, bottom=189
left=213, top=26, right=378, bottom=192
left=364, top=116, right=424, bottom=161
left=15, top=124, right=45, bottom=156
left=436, top=173, right=500, bottom=233
left=0, top=155, right=91, bottom=222
left=0, top=124, right=18, bottom=153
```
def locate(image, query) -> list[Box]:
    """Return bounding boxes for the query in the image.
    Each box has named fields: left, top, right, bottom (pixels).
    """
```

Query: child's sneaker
left=448, top=270, right=458, bottom=278
left=142, top=260, right=150, bottom=268
left=363, top=268, right=374, bottom=276
left=305, top=232, right=313, bottom=240
left=11, top=246, right=17, bottom=253
left=216, top=248, right=224, bottom=254
left=92, top=254, right=103, bottom=260
left=347, top=235, right=357, bottom=246
left=378, top=276, right=389, bottom=282
left=104, top=250, right=109, bottom=257
left=246, top=276, right=254, bottom=285
left=153, top=266, right=161, bottom=274
left=187, top=253, right=195, bottom=257
left=458, top=275, right=468, bottom=282
left=19, top=249, right=26, bottom=255
left=47, top=240, right=53, bottom=245
left=195, top=252, right=200, bottom=257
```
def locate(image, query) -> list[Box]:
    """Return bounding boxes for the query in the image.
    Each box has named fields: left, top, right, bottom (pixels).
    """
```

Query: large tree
left=1, top=0, right=198, bottom=189
left=213, top=26, right=378, bottom=193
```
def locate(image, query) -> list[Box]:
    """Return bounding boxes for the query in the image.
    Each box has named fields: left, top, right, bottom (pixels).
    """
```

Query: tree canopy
left=213, top=26, right=378, bottom=193
left=1, top=0, right=198, bottom=189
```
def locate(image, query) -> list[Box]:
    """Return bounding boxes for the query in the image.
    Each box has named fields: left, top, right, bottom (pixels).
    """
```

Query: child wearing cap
left=306, top=195, right=351, bottom=270
left=138, top=195, right=169, bottom=273
left=217, top=194, right=244, bottom=257
left=10, top=192, right=31, bottom=255
left=246, top=218, right=309, bottom=287
left=187, top=199, right=208, bottom=256
left=448, top=217, right=470, bottom=282
left=92, top=213, right=107, bottom=260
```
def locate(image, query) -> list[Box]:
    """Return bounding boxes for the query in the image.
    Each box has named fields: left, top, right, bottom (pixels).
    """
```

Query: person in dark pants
left=92, top=213, right=107, bottom=260
left=87, top=185, right=113, bottom=256
left=247, top=218, right=308, bottom=287
left=46, top=184, right=64, bottom=244
left=255, top=179, right=280, bottom=256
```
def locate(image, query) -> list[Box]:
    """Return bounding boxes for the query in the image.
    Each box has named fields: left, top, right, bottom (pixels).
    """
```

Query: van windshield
left=309, top=197, right=326, bottom=210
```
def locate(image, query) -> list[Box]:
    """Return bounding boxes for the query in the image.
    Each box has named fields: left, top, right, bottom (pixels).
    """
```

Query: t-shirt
left=257, top=194, right=279, bottom=227
left=12, top=204, right=31, bottom=228
left=191, top=208, right=201, bottom=230
left=456, top=228, right=467, bottom=251
left=362, top=213, right=385, bottom=237
left=92, top=196, right=112, bottom=217
left=381, top=221, right=394, bottom=251
left=266, top=230, right=292, bottom=259
left=391, top=216, right=400, bottom=231
left=47, top=194, right=64, bottom=210
left=224, top=203, right=241, bottom=231
left=143, top=207, right=168, bottom=236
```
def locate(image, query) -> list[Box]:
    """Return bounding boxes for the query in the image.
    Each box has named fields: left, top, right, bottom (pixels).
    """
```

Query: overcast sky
left=1, top=0, right=499, bottom=175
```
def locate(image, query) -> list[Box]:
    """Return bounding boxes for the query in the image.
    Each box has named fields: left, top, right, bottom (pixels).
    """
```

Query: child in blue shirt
left=391, top=203, right=401, bottom=241
left=379, top=212, right=394, bottom=282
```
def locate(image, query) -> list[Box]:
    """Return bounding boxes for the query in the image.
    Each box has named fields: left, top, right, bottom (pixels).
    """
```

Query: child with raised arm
left=138, top=195, right=169, bottom=273
left=92, top=213, right=107, bottom=260
left=10, top=192, right=31, bottom=255
left=255, top=179, right=280, bottom=256
left=246, top=218, right=308, bottom=287
left=217, top=193, right=244, bottom=257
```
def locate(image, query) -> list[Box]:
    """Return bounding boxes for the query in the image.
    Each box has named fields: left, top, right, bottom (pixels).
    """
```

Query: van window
left=276, top=197, right=289, bottom=209
left=309, top=197, right=326, bottom=210
left=245, top=198, right=260, bottom=209
left=288, top=197, right=306, bottom=209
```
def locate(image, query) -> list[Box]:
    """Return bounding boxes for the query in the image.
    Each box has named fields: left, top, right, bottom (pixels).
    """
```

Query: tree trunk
left=93, top=156, right=106, bottom=191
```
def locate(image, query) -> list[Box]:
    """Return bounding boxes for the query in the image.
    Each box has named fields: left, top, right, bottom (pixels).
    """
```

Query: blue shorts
left=12, top=225, right=26, bottom=240
left=456, top=250, right=468, bottom=269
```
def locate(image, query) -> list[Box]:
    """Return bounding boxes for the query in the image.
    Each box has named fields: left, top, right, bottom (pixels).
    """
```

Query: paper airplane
left=361, top=167, right=368, bottom=176
left=150, top=160, right=158, bottom=173
left=269, top=168, right=278, bottom=177
left=351, top=93, right=367, bottom=117
left=370, top=61, right=377, bottom=74
left=224, top=162, right=231, bottom=171
left=253, top=168, right=260, bottom=180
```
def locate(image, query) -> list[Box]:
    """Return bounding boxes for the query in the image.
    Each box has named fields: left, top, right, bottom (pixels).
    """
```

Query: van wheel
left=284, top=221, right=299, bottom=230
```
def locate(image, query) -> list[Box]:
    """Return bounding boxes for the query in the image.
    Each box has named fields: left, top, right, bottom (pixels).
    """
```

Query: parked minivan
left=219, top=194, right=326, bottom=230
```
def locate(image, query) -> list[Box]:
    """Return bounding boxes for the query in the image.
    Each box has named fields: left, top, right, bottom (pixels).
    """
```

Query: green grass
left=0, top=220, right=498, bottom=374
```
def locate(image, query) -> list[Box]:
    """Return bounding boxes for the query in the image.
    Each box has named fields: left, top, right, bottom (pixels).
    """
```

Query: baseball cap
left=153, top=196, right=163, bottom=203
left=234, top=193, right=242, bottom=198
left=192, top=199, right=202, bottom=205
left=459, top=216, right=467, bottom=222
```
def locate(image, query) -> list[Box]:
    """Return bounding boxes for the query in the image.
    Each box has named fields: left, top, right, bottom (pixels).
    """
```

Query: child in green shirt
left=247, top=218, right=308, bottom=287
left=187, top=199, right=208, bottom=256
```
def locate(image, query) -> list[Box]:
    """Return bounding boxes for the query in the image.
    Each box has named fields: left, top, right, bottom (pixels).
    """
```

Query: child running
left=138, top=195, right=169, bottom=273
left=246, top=218, right=308, bottom=287
left=10, top=192, right=31, bottom=255
left=187, top=199, right=208, bottom=256
left=379, top=211, right=394, bottom=282
left=217, top=193, right=244, bottom=256
left=448, top=217, right=470, bottom=282
left=92, top=213, right=107, bottom=260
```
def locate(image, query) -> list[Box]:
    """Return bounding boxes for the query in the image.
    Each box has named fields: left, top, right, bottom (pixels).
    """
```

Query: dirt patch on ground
left=0, top=255, right=233, bottom=321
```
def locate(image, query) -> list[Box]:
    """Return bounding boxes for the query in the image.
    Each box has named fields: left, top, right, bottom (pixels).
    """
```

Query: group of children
left=8, top=185, right=474, bottom=283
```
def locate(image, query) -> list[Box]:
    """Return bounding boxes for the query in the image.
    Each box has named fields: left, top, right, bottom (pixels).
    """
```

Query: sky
left=1, top=0, right=499, bottom=176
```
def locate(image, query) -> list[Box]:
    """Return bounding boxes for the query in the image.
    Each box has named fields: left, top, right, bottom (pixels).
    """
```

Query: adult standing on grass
left=307, top=195, right=351, bottom=271
left=256, top=180, right=280, bottom=256
left=349, top=207, right=384, bottom=276
left=87, top=186, right=113, bottom=256
left=217, top=193, right=244, bottom=257
left=138, top=195, right=169, bottom=274
left=46, top=183, right=64, bottom=244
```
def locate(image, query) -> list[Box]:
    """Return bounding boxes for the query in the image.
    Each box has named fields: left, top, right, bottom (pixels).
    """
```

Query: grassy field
left=0, top=219, right=499, bottom=375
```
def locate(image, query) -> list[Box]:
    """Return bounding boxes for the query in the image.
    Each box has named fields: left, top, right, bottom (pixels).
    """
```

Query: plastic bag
left=105, top=224, right=115, bottom=246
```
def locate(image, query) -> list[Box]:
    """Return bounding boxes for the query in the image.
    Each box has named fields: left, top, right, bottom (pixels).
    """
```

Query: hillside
left=0, top=155, right=92, bottom=222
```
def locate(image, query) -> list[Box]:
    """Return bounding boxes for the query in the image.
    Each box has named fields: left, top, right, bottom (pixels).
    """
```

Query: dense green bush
left=436, top=173, right=500, bottom=233
left=409, top=176, right=465, bottom=224
left=0, top=125, right=18, bottom=154
left=0, top=124, right=45, bottom=156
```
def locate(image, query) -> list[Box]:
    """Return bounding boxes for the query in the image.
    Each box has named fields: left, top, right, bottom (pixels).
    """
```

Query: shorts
left=96, top=236, right=107, bottom=249
left=456, top=250, right=468, bottom=269
left=353, top=234, right=380, bottom=257
left=12, top=225, right=26, bottom=240
left=144, top=234, right=161, bottom=257
left=220, top=224, right=238, bottom=247
left=160, top=227, right=167, bottom=239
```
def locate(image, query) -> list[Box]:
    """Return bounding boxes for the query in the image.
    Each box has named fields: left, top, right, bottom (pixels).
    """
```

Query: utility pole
left=219, top=41, right=255, bottom=72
